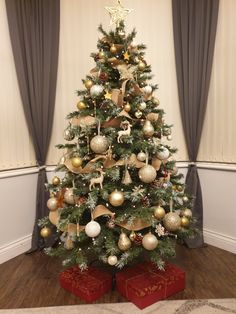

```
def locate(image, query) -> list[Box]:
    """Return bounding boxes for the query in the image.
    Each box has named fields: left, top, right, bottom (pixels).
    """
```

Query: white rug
left=1, top=299, right=236, bottom=314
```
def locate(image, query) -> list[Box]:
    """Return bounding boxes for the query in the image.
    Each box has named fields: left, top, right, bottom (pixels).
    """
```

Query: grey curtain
left=172, top=0, right=219, bottom=247
left=6, top=0, right=60, bottom=251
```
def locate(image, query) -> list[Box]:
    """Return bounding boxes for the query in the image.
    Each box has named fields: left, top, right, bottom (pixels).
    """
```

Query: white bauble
left=139, top=165, right=156, bottom=183
left=156, top=146, right=170, bottom=160
left=64, top=188, right=75, bottom=205
left=107, top=255, right=118, bottom=266
left=90, top=84, right=104, bottom=98
left=90, top=135, right=109, bottom=154
left=139, top=101, right=147, bottom=110
left=137, top=151, right=146, bottom=162
left=142, top=233, right=158, bottom=250
left=47, top=197, right=58, bottom=211
left=85, top=220, right=101, bottom=237
left=143, top=85, right=152, bottom=95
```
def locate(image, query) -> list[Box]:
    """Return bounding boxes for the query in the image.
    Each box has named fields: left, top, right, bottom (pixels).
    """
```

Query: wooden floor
left=0, top=244, right=235, bottom=309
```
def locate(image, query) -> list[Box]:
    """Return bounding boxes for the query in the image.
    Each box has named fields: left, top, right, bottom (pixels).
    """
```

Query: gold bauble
left=84, top=80, right=93, bottom=89
left=110, top=44, right=117, bottom=53
left=182, top=196, right=189, bottom=203
left=107, top=255, right=118, bottom=266
left=142, top=232, right=158, bottom=250
left=143, top=120, right=155, bottom=138
left=71, top=156, right=83, bottom=168
left=138, top=61, right=146, bottom=70
left=163, top=212, right=181, bottom=232
left=90, top=135, right=109, bottom=154
left=129, top=231, right=136, bottom=242
left=124, top=103, right=131, bottom=112
left=181, top=216, right=190, bottom=227
left=118, top=232, right=132, bottom=251
left=47, top=197, right=58, bottom=211
left=154, top=205, right=166, bottom=219
left=177, top=185, right=184, bottom=192
left=64, top=188, right=75, bottom=205
left=182, top=208, right=192, bottom=218
left=40, top=227, right=51, bottom=238
left=52, top=176, right=60, bottom=186
left=153, top=98, right=160, bottom=106
left=137, top=151, right=146, bottom=162
left=77, top=101, right=87, bottom=110
left=109, top=190, right=125, bottom=207
left=99, top=50, right=105, bottom=59
left=135, top=110, right=142, bottom=119
left=139, top=165, right=156, bottom=183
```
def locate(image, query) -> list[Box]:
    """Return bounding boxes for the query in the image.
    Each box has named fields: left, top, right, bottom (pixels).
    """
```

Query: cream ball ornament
left=109, top=190, right=125, bottom=207
left=163, top=212, right=181, bottom=232
left=64, top=188, right=75, bottom=205
left=137, top=151, right=146, bottom=162
left=156, top=146, right=170, bottom=160
left=85, top=220, right=101, bottom=237
left=90, top=84, right=104, bottom=98
left=90, top=135, right=109, bottom=154
left=142, top=233, right=158, bottom=250
left=143, top=85, right=152, bottom=95
left=107, top=255, right=118, bottom=266
left=139, top=165, right=156, bottom=183
left=47, top=197, right=58, bottom=211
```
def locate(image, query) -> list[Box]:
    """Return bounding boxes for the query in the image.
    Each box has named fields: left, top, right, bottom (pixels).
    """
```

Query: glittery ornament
left=139, top=165, right=156, bottom=183
left=85, top=220, right=101, bottom=237
left=64, top=128, right=75, bottom=141
left=90, top=84, right=104, bottom=98
left=163, top=212, right=181, bottom=232
left=118, top=232, right=131, bottom=251
left=90, top=135, right=109, bottom=154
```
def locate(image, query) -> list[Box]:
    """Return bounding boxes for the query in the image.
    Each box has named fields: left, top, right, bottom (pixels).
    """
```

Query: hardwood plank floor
left=0, top=244, right=235, bottom=309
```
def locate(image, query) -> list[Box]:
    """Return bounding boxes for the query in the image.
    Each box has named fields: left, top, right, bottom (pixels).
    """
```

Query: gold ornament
left=181, top=216, right=190, bottom=227
left=105, top=1, right=133, bottom=26
left=124, top=103, right=131, bottom=112
left=77, top=101, right=87, bottom=110
left=153, top=98, right=160, bottom=106
left=118, top=232, right=132, bottom=251
left=108, top=255, right=118, bottom=266
left=154, top=205, right=166, bottom=219
left=47, top=197, right=58, bottom=211
left=71, top=156, right=82, bottom=168
left=146, top=112, right=159, bottom=122
left=90, top=84, right=104, bottom=98
left=84, top=80, right=93, bottom=89
left=139, top=165, right=156, bottom=183
left=110, top=44, right=117, bottom=54
left=109, top=190, right=125, bottom=207
left=137, top=151, right=146, bottom=162
left=123, top=51, right=130, bottom=60
left=135, top=110, right=142, bottom=119
left=129, top=231, right=136, bottom=241
left=89, top=169, right=105, bottom=190
left=138, top=61, right=146, bottom=70
left=52, top=176, right=60, bottom=186
left=182, top=208, right=192, bottom=218
left=104, top=90, right=112, bottom=100
left=182, top=196, right=189, bottom=203
left=177, top=185, right=184, bottom=192
left=40, top=227, right=51, bottom=238
left=65, top=237, right=74, bottom=250
left=99, top=50, right=105, bottom=59
left=64, top=188, right=75, bottom=205
left=90, top=135, right=109, bottom=154
left=142, top=232, right=158, bottom=250
left=143, top=120, right=154, bottom=138
left=122, top=169, right=132, bottom=185
left=156, top=146, right=170, bottom=160
left=163, top=212, right=181, bottom=232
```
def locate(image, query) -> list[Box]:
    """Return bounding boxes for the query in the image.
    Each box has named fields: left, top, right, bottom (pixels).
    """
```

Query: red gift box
left=116, top=262, right=185, bottom=309
left=59, top=266, right=112, bottom=302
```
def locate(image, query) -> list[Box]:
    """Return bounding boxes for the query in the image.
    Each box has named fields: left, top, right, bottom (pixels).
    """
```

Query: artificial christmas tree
left=39, top=1, right=196, bottom=275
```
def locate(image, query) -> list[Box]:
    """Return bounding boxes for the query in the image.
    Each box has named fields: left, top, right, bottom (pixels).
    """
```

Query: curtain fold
left=172, top=0, right=219, bottom=247
left=5, top=0, right=60, bottom=251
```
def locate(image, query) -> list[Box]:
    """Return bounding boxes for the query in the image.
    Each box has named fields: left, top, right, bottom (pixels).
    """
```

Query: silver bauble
left=85, top=220, right=101, bottom=237
left=139, top=101, right=147, bottom=110
left=64, top=128, right=75, bottom=141
left=143, top=85, right=152, bottom=95
left=139, top=165, right=156, bottom=183
left=64, top=188, right=75, bottom=205
left=107, top=255, right=118, bottom=266
left=47, top=197, right=58, bottom=211
left=142, top=233, right=158, bottom=250
left=90, top=135, right=109, bottom=154
left=156, top=146, right=170, bottom=160
left=143, top=120, right=154, bottom=138
left=90, top=84, right=104, bottom=98
left=163, top=212, right=181, bottom=232
left=137, top=151, right=146, bottom=162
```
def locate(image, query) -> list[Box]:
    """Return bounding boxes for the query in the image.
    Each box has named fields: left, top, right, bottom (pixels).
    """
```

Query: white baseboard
left=0, top=234, right=32, bottom=264
left=203, top=228, right=236, bottom=254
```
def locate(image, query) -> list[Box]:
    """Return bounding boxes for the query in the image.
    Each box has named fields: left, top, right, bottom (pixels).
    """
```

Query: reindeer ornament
left=117, top=120, right=132, bottom=143
left=89, top=168, right=105, bottom=190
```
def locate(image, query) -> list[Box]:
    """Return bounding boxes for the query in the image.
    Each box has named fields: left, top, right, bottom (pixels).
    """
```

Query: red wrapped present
left=116, top=262, right=185, bottom=309
left=59, top=266, right=112, bottom=302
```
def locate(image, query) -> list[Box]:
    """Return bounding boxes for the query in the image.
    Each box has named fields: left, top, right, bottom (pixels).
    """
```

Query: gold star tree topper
left=105, top=0, right=133, bottom=26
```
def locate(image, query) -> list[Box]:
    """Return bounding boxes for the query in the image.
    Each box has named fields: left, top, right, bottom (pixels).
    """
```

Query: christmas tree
left=39, top=1, right=196, bottom=271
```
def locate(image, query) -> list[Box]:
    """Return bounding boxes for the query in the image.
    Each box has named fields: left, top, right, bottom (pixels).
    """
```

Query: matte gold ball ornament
left=98, top=50, right=106, bottom=59
left=153, top=205, right=166, bottom=219
left=84, top=80, right=93, bottom=89
left=181, top=216, right=190, bottom=227
left=47, top=197, right=58, bottom=211
left=107, top=255, right=118, bottom=266
left=40, top=227, right=51, bottom=238
left=124, top=103, right=131, bottom=112
left=138, top=61, right=146, bottom=70
left=110, top=44, right=117, bottom=53
left=118, top=232, right=132, bottom=251
left=90, top=135, right=109, bottom=154
left=77, top=101, right=87, bottom=110
left=71, top=156, right=83, bottom=168
left=52, top=176, right=60, bottom=186
left=109, top=190, right=125, bottom=207
left=142, top=232, right=158, bottom=250
left=139, top=165, right=156, bottom=183
left=163, top=212, right=181, bottom=232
